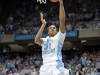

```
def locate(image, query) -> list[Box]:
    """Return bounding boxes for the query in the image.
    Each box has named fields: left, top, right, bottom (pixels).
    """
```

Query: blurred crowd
left=0, top=0, right=100, bottom=35
left=64, top=49, right=100, bottom=75
left=0, top=0, right=100, bottom=75
left=0, top=47, right=100, bottom=75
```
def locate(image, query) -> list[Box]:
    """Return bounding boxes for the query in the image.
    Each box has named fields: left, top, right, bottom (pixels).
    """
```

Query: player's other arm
left=34, top=13, right=46, bottom=45
left=59, top=0, right=66, bottom=33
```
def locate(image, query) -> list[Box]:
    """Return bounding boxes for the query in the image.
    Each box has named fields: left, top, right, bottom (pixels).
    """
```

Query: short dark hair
left=47, top=25, right=59, bottom=31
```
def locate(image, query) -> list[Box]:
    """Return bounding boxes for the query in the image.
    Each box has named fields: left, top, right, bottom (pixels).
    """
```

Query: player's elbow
left=34, top=40, right=40, bottom=45
left=34, top=39, right=38, bottom=44
left=34, top=38, right=42, bottom=45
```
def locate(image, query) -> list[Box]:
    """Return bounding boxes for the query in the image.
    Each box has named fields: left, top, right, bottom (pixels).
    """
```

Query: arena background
left=0, top=0, right=100, bottom=52
left=0, top=0, right=100, bottom=75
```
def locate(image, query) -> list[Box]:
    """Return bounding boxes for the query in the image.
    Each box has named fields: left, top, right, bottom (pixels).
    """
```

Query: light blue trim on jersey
left=56, top=41, right=65, bottom=73
left=56, top=60, right=65, bottom=73
left=57, top=40, right=63, bottom=61
left=42, top=48, right=55, bottom=54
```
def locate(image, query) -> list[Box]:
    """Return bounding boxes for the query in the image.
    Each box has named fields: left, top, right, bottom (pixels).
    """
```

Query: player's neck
left=49, top=35, right=54, bottom=37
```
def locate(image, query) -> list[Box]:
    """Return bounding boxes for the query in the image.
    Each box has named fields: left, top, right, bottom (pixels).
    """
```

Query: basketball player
left=35, top=0, right=69, bottom=75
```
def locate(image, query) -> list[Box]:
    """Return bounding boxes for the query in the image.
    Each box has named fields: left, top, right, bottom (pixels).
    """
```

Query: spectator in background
left=11, top=66, right=17, bottom=74
left=75, top=69, right=83, bottom=75
left=66, top=23, right=72, bottom=30
left=13, top=70, right=20, bottom=75
left=4, top=24, right=9, bottom=35
left=0, top=67, right=4, bottom=75
left=86, top=58, right=91, bottom=67
left=7, top=15, right=13, bottom=23
left=92, top=54, right=97, bottom=62
left=2, top=67, right=7, bottom=75
left=2, top=47, right=7, bottom=56
left=16, top=27, right=22, bottom=34
left=8, top=23, right=14, bottom=34
left=80, top=56, right=87, bottom=68
left=20, top=66, right=27, bottom=75
left=73, top=46, right=77, bottom=50
left=8, top=71, right=13, bottom=75
left=16, top=54, right=20, bottom=59
left=30, top=68, right=37, bottom=75
left=10, top=60, right=15, bottom=69
left=96, top=60, right=100, bottom=72
left=34, top=59, right=41, bottom=68
left=82, top=51, right=88, bottom=57
left=22, top=28, right=28, bottom=34
left=5, top=60, right=11, bottom=69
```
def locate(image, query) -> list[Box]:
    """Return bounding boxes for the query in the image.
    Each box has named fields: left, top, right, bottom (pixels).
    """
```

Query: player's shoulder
left=41, top=36, right=49, bottom=41
left=58, top=29, right=66, bottom=34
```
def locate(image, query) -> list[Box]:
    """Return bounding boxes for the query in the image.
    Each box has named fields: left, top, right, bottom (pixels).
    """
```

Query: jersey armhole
left=41, top=37, right=48, bottom=46
left=56, top=29, right=66, bottom=44
left=40, top=38, right=44, bottom=46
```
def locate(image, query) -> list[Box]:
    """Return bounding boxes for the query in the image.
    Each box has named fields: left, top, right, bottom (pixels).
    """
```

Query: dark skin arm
left=34, top=13, right=46, bottom=45
left=59, top=0, right=66, bottom=33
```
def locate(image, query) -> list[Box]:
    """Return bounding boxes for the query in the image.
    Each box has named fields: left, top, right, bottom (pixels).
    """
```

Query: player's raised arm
left=34, top=13, right=46, bottom=45
left=59, top=0, right=66, bottom=33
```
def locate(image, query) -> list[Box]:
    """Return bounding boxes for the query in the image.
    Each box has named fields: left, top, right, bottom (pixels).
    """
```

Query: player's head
left=48, top=25, right=57, bottom=37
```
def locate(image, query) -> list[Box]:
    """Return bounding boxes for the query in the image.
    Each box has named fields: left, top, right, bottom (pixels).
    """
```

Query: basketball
left=50, top=0, right=59, bottom=2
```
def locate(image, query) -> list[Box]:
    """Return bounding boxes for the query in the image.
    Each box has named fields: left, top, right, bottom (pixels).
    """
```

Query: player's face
left=48, top=25, right=57, bottom=37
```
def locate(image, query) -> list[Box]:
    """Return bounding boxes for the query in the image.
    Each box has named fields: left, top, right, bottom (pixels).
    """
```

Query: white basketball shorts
left=39, top=61, right=69, bottom=75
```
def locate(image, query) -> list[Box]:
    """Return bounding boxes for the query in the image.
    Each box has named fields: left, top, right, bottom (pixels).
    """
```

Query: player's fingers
left=40, top=13, right=42, bottom=17
left=40, top=13, right=44, bottom=19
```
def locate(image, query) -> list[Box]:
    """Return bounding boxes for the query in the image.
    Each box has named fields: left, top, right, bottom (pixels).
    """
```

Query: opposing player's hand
left=40, top=13, right=46, bottom=25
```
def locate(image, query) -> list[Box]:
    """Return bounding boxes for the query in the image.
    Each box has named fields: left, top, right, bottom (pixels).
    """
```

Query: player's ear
left=48, top=30, right=50, bottom=35
left=48, top=31, right=49, bottom=34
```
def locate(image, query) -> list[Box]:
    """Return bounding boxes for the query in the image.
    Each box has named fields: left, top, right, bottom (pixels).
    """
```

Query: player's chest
left=44, top=38, right=58, bottom=44
left=43, top=38, right=58, bottom=48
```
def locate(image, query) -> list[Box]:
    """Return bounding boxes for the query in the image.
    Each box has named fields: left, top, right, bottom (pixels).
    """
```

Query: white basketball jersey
left=41, top=30, right=66, bottom=64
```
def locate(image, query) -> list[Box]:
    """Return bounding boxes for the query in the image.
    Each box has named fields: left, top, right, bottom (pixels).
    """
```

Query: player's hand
left=40, top=13, right=46, bottom=25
